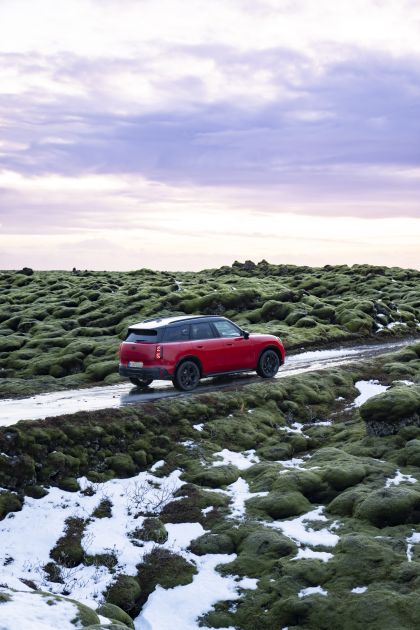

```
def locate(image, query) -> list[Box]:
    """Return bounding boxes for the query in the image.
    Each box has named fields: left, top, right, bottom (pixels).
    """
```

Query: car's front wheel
left=129, top=377, right=153, bottom=388
left=257, top=349, right=280, bottom=378
left=173, top=360, right=201, bottom=391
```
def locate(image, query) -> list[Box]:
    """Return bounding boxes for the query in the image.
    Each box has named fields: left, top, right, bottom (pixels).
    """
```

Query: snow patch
left=406, top=532, right=420, bottom=562
left=351, top=586, right=367, bottom=594
left=267, top=506, right=340, bottom=548
left=0, top=588, right=81, bottom=630
left=293, top=548, right=333, bottom=562
left=0, top=469, right=184, bottom=608
left=150, top=459, right=165, bottom=472
left=135, top=553, right=246, bottom=630
left=352, top=380, right=388, bottom=407
left=385, top=469, right=417, bottom=488
left=212, top=449, right=259, bottom=470
left=298, top=586, right=328, bottom=598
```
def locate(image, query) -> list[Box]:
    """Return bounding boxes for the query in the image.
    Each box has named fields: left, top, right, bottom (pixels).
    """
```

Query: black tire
left=129, top=377, right=153, bottom=388
left=173, top=360, right=201, bottom=391
left=257, top=349, right=280, bottom=378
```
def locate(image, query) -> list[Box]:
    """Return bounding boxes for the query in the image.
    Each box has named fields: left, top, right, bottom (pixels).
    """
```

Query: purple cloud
left=0, top=47, right=420, bottom=224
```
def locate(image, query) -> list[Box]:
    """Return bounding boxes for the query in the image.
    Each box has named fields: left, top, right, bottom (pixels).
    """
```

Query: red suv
left=119, top=315, right=285, bottom=391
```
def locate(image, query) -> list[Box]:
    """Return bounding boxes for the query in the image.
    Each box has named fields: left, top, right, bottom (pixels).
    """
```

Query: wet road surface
left=0, top=338, right=416, bottom=426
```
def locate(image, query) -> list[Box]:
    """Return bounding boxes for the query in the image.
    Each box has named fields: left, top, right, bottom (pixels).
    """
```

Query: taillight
left=155, top=345, right=163, bottom=360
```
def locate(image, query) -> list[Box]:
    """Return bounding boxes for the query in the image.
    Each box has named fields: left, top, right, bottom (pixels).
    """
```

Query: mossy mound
left=131, top=517, right=168, bottom=543
left=0, top=587, right=100, bottom=628
left=186, top=464, right=240, bottom=488
left=354, top=487, right=420, bottom=526
left=246, top=490, right=312, bottom=520
left=104, top=575, right=142, bottom=616
left=135, top=548, right=197, bottom=608
left=0, top=491, right=23, bottom=520
left=1, top=263, right=419, bottom=397
left=96, top=603, right=134, bottom=629
left=50, top=516, right=86, bottom=567
left=360, top=385, right=420, bottom=436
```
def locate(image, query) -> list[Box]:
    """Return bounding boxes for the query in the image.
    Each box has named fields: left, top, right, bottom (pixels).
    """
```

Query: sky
left=0, top=0, right=419, bottom=271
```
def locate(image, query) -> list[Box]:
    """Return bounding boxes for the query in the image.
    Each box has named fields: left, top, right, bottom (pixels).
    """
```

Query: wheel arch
left=174, top=355, right=203, bottom=377
left=257, top=345, right=284, bottom=367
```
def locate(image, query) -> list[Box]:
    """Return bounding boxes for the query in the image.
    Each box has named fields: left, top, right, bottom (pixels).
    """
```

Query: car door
left=189, top=321, right=225, bottom=374
left=211, top=320, right=254, bottom=371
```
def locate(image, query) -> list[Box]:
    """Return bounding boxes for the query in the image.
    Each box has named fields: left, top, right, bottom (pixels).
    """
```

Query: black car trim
left=119, top=366, right=171, bottom=380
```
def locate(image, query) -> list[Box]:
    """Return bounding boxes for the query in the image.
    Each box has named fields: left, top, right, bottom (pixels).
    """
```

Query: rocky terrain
left=1, top=262, right=420, bottom=629
left=1, top=342, right=420, bottom=628
left=0, top=261, right=419, bottom=397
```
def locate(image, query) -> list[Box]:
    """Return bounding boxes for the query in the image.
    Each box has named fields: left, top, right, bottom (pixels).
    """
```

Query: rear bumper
left=119, top=364, right=171, bottom=380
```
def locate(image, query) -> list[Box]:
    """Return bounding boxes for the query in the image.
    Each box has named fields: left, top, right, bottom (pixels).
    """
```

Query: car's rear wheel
left=173, top=360, right=201, bottom=391
left=257, top=349, right=280, bottom=378
left=129, top=377, right=153, bottom=388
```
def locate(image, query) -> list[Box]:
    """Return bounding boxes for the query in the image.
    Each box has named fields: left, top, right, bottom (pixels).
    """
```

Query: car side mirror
left=242, top=330, right=250, bottom=339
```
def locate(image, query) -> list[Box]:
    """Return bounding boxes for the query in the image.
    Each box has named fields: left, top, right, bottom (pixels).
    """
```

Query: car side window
left=213, top=320, right=241, bottom=338
left=163, top=325, right=190, bottom=342
left=190, top=322, right=215, bottom=340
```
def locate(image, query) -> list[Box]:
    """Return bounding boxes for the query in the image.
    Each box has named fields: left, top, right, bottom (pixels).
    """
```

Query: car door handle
left=226, top=343, right=233, bottom=346
left=196, top=345, right=204, bottom=349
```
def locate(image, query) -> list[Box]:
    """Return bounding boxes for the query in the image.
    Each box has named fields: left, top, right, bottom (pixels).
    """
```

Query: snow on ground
left=352, top=380, right=388, bottom=407
left=387, top=321, right=407, bottom=329
left=293, top=548, right=334, bottom=562
left=385, top=469, right=417, bottom=488
left=267, top=507, right=340, bottom=548
left=222, top=477, right=268, bottom=519
left=136, top=553, right=256, bottom=630
left=0, top=589, right=83, bottom=630
left=150, top=459, right=165, bottom=471
left=0, top=468, right=185, bottom=608
left=351, top=586, right=368, bottom=594
left=212, top=449, right=260, bottom=470
left=193, top=423, right=205, bottom=432
left=281, top=422, right=306, bottom=434
left=278, top=458, right=306, bottom=472
left=0, top=459, right=264, bottom=629
left=298, top=586, right=328, bottom=598
left=406, top=532, right=420, bottom=562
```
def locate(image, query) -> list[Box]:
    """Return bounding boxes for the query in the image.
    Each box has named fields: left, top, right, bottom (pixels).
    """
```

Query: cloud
left=0, top=0, right=419, bottom=272
left=0, top=48, right=419, bottom=220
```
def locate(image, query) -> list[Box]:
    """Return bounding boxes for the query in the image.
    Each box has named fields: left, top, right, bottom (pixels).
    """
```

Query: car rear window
left=125, top=329, right=158, bottom=342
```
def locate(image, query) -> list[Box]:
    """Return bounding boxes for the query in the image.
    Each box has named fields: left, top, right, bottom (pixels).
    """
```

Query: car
left=118, top=315, right=285, bottom=392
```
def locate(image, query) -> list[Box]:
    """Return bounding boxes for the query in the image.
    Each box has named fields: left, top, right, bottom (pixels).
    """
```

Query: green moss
left=246, top=490, right=312, bottom=519
left=238, top=528, right=297, bottom=558
left=189, top=532, right=235, bottom=555
left=92, top=498, right=113, bottom=518
left=50, top=516, right=86, bottom=567
left=360, top=385, right=420, bottom=436
left=322, top=463, right=367, bottom=491
left=136, top=548, right=196, bottom=604
left=186, top=464, right=240, bottom=488
left=0, top=491, right=23, bottom=519
left=354, top=486, right=420, bottom=526
left=96, top=603, right=134, bottom=629
left=131, top=517, right=168, bottom=543
left=104, top=575, right=141, bottom=616
left=105, top=454, right=136, bottom=477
